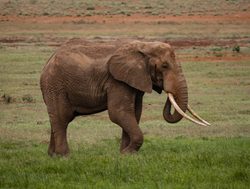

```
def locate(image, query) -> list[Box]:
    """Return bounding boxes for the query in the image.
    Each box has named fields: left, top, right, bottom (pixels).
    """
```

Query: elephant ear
left=108, top=49, right=152, bottom=93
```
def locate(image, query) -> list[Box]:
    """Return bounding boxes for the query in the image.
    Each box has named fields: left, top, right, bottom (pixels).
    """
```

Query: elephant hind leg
left=48, top=117, right=71, bottom=156
left=46, top=93, right=74, bottom=156
left=48, top=128, right=55, bottom=156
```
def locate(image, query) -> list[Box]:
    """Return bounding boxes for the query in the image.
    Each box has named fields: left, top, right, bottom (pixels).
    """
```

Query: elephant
left=40, top=39, right=210, bottom=156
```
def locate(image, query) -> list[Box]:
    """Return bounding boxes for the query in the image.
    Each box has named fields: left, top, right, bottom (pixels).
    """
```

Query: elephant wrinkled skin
left=40, top=39, right=201, bottom=156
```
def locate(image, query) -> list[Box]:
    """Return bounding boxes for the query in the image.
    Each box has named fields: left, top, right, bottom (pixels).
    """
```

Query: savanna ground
left=0, top=0, right=250, bottom=188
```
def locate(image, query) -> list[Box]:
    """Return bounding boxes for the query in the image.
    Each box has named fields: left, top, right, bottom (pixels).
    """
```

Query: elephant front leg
left=120, top=120, right=143, bottom=153
left=120, top=92, right=144, bottom=152
left=108, top=84, right=144, bottom=153
left=120, top=129, right=130, bottom=152
left=114, top=116, right=143, bottom=153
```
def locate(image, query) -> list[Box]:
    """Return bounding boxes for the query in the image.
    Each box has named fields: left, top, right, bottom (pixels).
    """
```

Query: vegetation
left=0, top=40, right=249, bottom=189
left=0, top=0, right=249, bottom=16
left=0, top=138, right=249, bottom=188
left=0, top=0, right=250, bottom=188
left=233, top=45, right=240, bottom=53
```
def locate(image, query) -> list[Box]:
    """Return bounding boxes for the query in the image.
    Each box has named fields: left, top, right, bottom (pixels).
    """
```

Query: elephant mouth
left=166, top=93, right=210, bottom=126
left=152, top=84, right=162, bottom=94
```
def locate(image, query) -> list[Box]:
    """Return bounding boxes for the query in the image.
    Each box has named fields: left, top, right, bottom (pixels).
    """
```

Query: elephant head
left=108, top=41, right=210, bottom=126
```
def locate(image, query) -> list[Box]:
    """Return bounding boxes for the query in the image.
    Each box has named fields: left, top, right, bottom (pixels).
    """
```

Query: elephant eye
left=162, top=62, right=169, bottom=69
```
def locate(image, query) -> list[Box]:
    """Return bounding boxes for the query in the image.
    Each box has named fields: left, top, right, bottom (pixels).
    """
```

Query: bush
left=43, top=12, right=49, bottom=16
left=22, top=94, right=35, bottom=103
left=232, top=45, right=240, bottom=53
left=86, top=6, right=95, bottom=11
left=1, top=94, right=15, bottom=104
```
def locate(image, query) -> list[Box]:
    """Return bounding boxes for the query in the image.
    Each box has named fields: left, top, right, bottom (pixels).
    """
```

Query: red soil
left=1, top=12, right=249, bottom=63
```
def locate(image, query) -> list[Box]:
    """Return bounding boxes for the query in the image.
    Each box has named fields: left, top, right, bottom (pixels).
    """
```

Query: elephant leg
left=49, top=117, right=70, bottom=156
left=111, top=113, right=143, bottom=153
left=120, top=92, right=144, bottom=152
left=120, top=118, right=143, bottom=153
left=120, top=129, right=130, bottom=152
left=48, top=128, right=55, bottom=155
left=108, top=84, right=143, bottom=153
left=135, top=92, right=144, bottom=124
left=46, top=94, right=74, bottom=156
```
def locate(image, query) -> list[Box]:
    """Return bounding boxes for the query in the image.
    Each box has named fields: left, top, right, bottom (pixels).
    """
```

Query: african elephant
left=40, top=39, right=209, bottom=156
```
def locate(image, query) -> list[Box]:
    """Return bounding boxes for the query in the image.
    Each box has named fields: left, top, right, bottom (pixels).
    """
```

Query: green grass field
left=0, top=138, right=249, bottom=188
left=0, top=0, right=250, bottom=188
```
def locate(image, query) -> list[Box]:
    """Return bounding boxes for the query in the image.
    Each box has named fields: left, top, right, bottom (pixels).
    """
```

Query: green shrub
left=1, top=94, right=15, bottom=104
left=86, top=6, right=95, bottom=11
left=22, top=94, right=35, bottom=103
left=233, top=45, right=240, bottom=53
left=43, top=12, right=49, bottom=16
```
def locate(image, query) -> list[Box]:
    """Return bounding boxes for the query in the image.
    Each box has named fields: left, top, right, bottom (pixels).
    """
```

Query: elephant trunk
left=163, top=69, right=188, bottom=123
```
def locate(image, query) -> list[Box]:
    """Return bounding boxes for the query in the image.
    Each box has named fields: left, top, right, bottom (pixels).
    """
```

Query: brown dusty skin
left=163, top=81, right=188, bottom=123
left=163, top=64, right=189, bottom=123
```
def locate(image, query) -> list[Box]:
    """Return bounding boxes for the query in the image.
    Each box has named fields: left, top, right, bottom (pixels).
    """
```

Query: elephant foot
left=120, top=143, right=143, bottom=154
left=48, top=151, right=70, bottom=157
left=120, top=135, right=143, bottom=154
left=48, top=148, right=55, bottom=157
left=120, top=146, right=140, bottom=154
left=48, top=146, right=70, bottom=157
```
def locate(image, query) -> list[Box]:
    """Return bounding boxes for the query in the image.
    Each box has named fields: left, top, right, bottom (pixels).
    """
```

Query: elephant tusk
left=187, top=105, right=211, bottom=126
left=167, top=93, right=208, bottom=126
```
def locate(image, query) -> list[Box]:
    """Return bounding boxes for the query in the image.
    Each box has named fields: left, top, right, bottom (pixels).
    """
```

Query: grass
left=0, top=138, right=249, bottom=188
left=0, top=0, right=249, bottom=16
left=1, top=22, right=250, bottom=40
left=0, top=42, right=249, bottom=188
left=0, top=1, right=250, bottom=188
